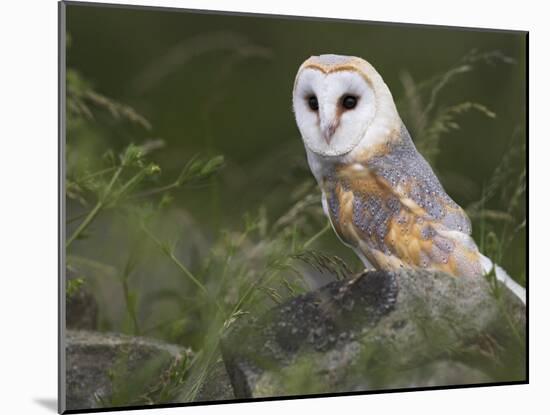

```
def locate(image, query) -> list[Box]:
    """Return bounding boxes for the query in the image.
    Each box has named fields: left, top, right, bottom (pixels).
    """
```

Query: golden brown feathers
left=322, top=129, right=483, bottom=277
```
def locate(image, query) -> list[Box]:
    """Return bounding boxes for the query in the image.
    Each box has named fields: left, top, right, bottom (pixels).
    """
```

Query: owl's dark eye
left=308, top=95, right=319, bottom=111
left=342, top=95, right=358, bottom=110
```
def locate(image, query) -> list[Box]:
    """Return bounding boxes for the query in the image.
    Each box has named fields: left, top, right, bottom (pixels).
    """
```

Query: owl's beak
left=322, top=122, right=338, bottom=144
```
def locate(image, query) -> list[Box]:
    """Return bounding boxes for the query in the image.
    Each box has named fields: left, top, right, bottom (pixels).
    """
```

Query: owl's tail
left=480, top=254, right=526, bottom=304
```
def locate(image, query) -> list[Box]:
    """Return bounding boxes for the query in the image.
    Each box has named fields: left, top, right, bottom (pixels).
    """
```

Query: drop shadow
left=34, top=398, right=57, bottom=413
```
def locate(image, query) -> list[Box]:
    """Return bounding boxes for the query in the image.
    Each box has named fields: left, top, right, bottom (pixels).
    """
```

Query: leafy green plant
left=102, top=347, right=191, bottom=407
left=65, top=49, right=339, bottom=405
left=397, top=49, right=515, bottom=163
left=66, top=46, right=525, bottom=405
left=460, top=123, right=526, bottom=285
left=66, top=277, right=85, bottom=298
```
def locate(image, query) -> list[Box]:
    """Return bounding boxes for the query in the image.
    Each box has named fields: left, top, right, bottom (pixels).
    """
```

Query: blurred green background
left=65, top=3, right=526, bottom=405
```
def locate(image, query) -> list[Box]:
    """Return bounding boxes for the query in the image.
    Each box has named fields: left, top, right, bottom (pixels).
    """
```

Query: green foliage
left=102, top=347, right=191, bottom=407
left=398, top=49, right=514, bottom=163
left=468, top=130, right=526, bottom=283
left=66, top=277, right=85, bottom=298
left=66, top=53, right=338, bottom=405
left=292, top=250, right=353, bottom=281
left=66, top=43, right=525, bottom=405
left=67, top=69, right=152, bottom=130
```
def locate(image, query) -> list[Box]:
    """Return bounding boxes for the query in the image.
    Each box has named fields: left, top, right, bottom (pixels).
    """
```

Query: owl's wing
left=324, top=132, right=483, bottom=277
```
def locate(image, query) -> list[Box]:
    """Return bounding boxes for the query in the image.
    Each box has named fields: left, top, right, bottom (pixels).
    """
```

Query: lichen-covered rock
left=221, top=269, right=525, bottom=398
left=65, top=330, right=192, bottom=411
left=195, top=359, right=236, bottom=402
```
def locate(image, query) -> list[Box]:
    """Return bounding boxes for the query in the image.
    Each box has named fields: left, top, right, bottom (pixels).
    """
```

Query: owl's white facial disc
left=293, top=68, right=376, bottom=157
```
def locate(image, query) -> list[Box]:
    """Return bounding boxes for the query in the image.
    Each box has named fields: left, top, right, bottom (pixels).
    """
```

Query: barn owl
left=292, top=54, right=525, bottom=303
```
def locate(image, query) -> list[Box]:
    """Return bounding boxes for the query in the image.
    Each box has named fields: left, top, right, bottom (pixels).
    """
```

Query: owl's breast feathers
left=323, top=127, right=483, bottom=277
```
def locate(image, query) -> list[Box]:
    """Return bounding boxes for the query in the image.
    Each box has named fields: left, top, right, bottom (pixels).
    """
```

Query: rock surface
left=221, top=269, right=525, bottom=398
left=65, top=330, right=192, bottom=411
left=195, top=359, right=236, bottom=402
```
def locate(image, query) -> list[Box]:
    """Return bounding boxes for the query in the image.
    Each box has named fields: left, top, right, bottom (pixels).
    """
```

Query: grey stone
left=389, top=360, right=491, bottom=388
left=195, top=358, right=236, bottom=402
left=221, top=269, right=525, bottom=398
left=65, top=330, right=192, bottom=411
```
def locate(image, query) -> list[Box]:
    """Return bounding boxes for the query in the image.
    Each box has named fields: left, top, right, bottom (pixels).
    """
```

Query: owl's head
left=292, top=54, right=399, bottom=158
